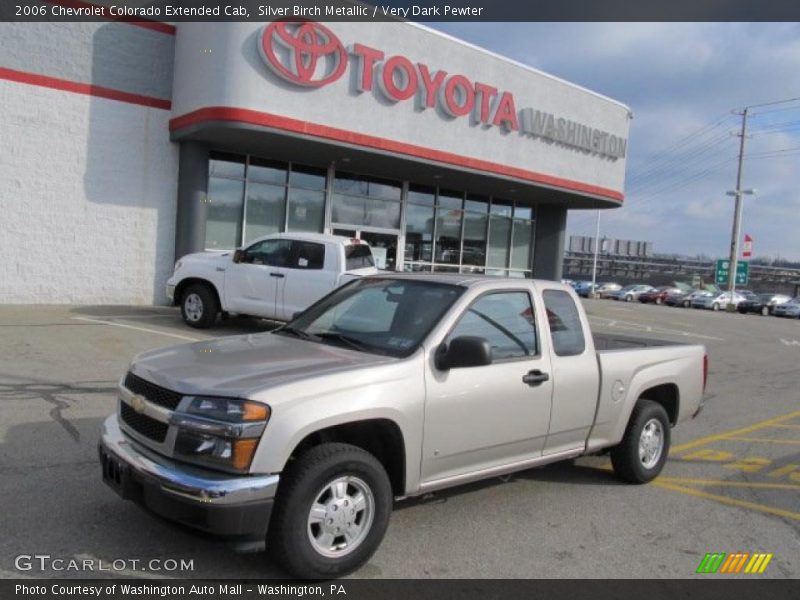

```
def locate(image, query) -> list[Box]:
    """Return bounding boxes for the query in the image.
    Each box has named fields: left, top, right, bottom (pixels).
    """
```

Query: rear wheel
left=611, top=400, right=671, bottom=484
left=655, top=297, right=662, bottom=305
left=268, top=443, right=392, bottom=579
left=180, top=284, right=218, bottom=329
left=683, top=300, right=690, bottom=308
left=712, top=303, right=720, bottom=311
left=625, top=295, right=633, bottom=302
left=761, top=306, right=770, bottom=316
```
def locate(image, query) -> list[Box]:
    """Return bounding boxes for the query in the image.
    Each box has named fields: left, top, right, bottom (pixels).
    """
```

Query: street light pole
left=725, top=108, right=749, bottom=310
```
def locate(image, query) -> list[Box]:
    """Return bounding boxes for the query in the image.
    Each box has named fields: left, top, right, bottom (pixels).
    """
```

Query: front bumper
left=98, top=414, right=279, bottom=544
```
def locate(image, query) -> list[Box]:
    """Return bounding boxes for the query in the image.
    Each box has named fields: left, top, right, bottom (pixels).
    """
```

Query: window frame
left=443, top=289, right=541, bottom=364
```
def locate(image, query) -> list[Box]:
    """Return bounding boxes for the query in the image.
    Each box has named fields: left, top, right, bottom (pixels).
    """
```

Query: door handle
left=522, top=370, right=549, bottom=387
left=270, top=272, right=285, bottom=278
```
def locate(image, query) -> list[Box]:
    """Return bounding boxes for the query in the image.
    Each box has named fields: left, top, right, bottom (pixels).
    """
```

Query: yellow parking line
left=653, top=480, right=800, bottom=522
left=724, top=437, right=800, bottom=446
left=769, top=424, right=800, bottom=430
left=658, top=476, right=800, bottom=491
left=670, top=410, right=800, bottom=454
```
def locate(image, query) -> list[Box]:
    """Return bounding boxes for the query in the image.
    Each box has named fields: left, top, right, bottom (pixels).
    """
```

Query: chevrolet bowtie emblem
left=130, top=395, right=147, bottom=414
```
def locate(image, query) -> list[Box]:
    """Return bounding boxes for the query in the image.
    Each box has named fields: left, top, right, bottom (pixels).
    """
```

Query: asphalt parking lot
left=0, top=299, right=798, bottom=579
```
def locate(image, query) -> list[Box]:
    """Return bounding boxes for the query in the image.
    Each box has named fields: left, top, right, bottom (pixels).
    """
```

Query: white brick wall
left=0, top=80, right=179, bottom=304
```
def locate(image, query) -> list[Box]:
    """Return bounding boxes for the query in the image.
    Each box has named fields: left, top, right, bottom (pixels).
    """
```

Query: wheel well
left=289, top=420, right=406, bottom=497
left=175, top=278, right=220, bottom=309
left=639, top=384, right=679, bottom=425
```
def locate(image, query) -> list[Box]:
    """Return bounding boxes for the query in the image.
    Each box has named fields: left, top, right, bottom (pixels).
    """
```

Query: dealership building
left=0, top=16, right=631, bottom=304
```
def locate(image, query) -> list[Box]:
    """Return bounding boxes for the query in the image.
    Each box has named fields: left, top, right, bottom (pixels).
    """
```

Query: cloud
left=431, top=22, right=800, bottom=260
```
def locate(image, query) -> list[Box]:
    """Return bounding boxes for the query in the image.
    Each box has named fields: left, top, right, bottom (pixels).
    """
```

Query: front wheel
left=611, top=399, right=671, bottom=484
left=625, top=295, right=633, bottom=302
left=180, top=284, right=219, bottom=329
left=683, top=300, right=690, bottom=308
left=761, top=306, right=770, bottom=316
left=655, top=297, right=662, bottom=305
left=268, top=443, right=392, bottom=579
left=712, top=303, right=720, bottom=311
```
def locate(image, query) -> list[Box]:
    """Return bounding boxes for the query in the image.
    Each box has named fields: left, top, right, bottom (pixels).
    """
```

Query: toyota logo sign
left=260, top=20, right=347, bottom=88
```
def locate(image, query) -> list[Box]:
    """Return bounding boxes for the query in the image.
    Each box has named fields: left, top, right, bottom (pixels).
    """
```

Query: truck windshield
left=277, top=278, right=464, bottom=357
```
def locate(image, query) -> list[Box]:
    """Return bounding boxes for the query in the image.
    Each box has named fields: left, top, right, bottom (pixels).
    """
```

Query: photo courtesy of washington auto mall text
left=1, top=0, right=800, bottom=599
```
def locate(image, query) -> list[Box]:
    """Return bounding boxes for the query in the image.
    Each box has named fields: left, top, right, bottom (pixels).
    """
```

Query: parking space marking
left=71, top=317, right=203, bottom=342
left=653, top=480, right=800, bottom=522
left=657, top=476, right=800, bottom=491
left=725, top=437, right=800, bottom=446
left=670, top=410, right=800, bottom=454
left=587, top=315, right=724, bottom=341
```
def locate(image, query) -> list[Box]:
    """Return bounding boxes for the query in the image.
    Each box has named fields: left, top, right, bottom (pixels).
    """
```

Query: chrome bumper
left=99, top=414, right=279, bottom=506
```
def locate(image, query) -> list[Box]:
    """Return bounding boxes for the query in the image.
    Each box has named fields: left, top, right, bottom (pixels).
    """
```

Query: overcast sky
left=431, top=22, right=800, bottom=261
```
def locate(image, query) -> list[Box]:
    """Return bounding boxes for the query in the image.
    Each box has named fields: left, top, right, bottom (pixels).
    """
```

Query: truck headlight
left=173, top=397, right=269, bottom=473
left=186, top=397, right=269, bottom=422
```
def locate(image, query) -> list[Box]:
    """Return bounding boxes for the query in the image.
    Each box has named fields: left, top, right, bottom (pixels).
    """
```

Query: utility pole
left=725, top=108, right=748, bottom=310
left=590, top=210, right=600, bottom=298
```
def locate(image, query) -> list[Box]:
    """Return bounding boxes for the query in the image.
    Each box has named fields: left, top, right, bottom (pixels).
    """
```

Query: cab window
left=543, top=290, right=585, bottom=356
left=290, top=241, right=325, bottom=270
left=448, top=292, right=538, bottom=360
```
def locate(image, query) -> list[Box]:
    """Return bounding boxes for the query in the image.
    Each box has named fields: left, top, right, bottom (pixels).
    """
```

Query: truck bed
left=593, top=332, right=686, bottom=351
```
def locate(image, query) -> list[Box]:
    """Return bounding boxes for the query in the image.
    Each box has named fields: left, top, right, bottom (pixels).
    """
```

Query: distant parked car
left=737, top=293, right=792, bottom=316
left=693, top=291, right=747, bottom=311
left=670, top=289, right=713, bottom=308
left=609, top=284, right=656, bottom=302
left=639, top=286, right=683, bottom=305
left=596, top=282, right=623, bottom=298
left=574, top=281, right=598, bottom=297
left=772, top=297, right=800, bottom=318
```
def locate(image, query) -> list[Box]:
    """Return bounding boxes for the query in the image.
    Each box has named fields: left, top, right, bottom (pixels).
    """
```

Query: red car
left=639, top=287, right=683, bottom=305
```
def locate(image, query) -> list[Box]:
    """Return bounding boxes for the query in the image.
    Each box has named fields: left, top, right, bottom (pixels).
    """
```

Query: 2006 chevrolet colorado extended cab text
left=99, top=274, right=707, bottom=578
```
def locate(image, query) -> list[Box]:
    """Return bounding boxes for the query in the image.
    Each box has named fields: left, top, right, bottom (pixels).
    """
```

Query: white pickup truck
left=166, top=233, right=378, bottom=327
left=100, top=274, right=707, bottom=578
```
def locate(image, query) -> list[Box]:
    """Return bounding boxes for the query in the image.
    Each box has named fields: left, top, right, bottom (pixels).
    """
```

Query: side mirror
left=232, top=249, right=246, bottom=264
left=435, top=336, right=492, bottom=371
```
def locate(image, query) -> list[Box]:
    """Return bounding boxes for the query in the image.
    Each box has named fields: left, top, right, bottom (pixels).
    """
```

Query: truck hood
left=129, top=333, right=395, bottom=398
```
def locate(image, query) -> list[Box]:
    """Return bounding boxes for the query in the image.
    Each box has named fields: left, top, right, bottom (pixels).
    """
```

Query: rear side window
left=345, top=244, right=375, bottom=270
left=290, top=241, right=325, bottom=270
left=543, top=290, right=586, bottom=356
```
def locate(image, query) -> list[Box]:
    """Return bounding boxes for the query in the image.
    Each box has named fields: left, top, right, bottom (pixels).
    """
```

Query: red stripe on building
left=170, top=106, right=625, bottom=202
left=0, top=67, right=172, bottom=110
left=44, top=0, right=176, bottom=35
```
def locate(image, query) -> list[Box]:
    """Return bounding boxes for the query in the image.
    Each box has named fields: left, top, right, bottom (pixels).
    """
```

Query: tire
left=683, top=300, right=690, bottom=308
left=712, top=303, right=720, bottom=311
left=180, top=283, right=219, bottom=329
left=611, top=399, right=671, bottom=484
left=761, top=306, right=770, bottom=316
left=625, top=295, right=633, bottom=302
left=655, top=297, right=662, bottom=305
left=268, top=443, right=392, bottom=579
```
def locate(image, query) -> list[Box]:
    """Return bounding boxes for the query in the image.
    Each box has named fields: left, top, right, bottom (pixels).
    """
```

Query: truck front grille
left=124, top=372, right=183, bottom=410
left=120, top=402, right=168, bottom=443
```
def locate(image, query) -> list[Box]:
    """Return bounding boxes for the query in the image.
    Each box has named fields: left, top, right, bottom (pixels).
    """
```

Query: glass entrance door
left=333, top=229, right=399, bottom=270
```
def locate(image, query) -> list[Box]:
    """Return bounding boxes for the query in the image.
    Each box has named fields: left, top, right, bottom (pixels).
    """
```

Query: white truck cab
left=166, top=233, right=378, bottom=327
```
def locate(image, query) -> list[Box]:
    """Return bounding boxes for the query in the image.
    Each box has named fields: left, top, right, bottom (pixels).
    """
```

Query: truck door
left=421, top=290, right=553, bottom=483
left=277, top=240, right=337, bottom=321
left=224, top=238, right=291, bottom=319
left=540, top=288, right=599, bottom=455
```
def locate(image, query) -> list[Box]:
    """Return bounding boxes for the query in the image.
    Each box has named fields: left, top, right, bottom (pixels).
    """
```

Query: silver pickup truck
left=99, top=274, right=707, bottom=578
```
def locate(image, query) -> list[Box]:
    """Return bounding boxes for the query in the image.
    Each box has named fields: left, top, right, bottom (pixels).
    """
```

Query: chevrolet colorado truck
left=99, top=274, right=708, bottom=578
left=166, top=232, right=378, bottom=328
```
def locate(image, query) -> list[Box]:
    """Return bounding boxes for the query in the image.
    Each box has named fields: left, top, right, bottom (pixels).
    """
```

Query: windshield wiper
left=276, top=325, right=318, bottom=341
left=315, top=332, right=373, bottom=353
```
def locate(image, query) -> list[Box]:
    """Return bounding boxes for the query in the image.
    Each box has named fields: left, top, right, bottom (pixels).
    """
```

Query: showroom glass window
left=205, top=153, right=327, bottom=250
left=331, top=172, right=402, bottom=230
left=404, top=185, right=435, bottom=270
